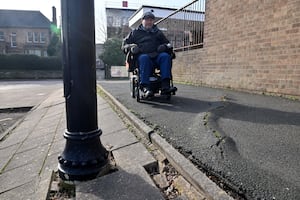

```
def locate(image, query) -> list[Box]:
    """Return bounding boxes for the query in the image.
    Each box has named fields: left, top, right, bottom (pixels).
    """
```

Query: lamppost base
left=58, top=129, right=108, bottom=181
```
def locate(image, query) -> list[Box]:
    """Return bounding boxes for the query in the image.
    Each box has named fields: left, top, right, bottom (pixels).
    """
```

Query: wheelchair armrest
left=165, top=44, right=176, bottom=59
left=125, top=51, right=138, bottom=72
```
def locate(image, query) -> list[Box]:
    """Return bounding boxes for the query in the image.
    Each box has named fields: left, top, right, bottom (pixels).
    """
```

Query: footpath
left=0, top=87, right=232, bottom=200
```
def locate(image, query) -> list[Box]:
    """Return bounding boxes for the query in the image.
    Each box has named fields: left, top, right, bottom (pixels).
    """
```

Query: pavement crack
left=0, top=162, right=32, bottom=173
left=108, top=141, right=139, bottom=151
left=0, top=179, right=35, bottom=195
left=43, top=101, right=65, bottom=109
left=215, top=136, right=226, bottom=147
left=209, top=136, right=226, bottom=148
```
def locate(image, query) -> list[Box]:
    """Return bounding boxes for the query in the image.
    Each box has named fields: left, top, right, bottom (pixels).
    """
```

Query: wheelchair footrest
left=160, top=87, right=177, bottom=95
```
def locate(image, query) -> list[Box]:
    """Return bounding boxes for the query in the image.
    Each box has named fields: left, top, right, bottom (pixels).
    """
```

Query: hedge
left=0, top=54, right=62, bottom=70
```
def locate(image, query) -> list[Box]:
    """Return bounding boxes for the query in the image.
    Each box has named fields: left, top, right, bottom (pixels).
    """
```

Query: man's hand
left=157, top=44, right=167, bottom=53
left=131, top=45, right=140, bottom=54
left=122, top=43, right=139, bottom=54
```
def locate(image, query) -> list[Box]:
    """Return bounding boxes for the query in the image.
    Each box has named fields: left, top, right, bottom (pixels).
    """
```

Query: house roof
left=0, top=9, right=51, bottom=29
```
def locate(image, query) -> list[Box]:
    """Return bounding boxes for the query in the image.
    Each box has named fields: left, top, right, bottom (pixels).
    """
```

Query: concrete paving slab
left=0, top=129, right=31, bottom=149
left=0, top=177, right=38, bottom=200
left=101, top=129, right=138, bottom=151
left=48, top=138, right=65, bottom=156
left=42, top=108, right=64, bottom=119
left=0, top=144, right=18, bottom=171
left=98, top=113, right=126, bottom=135
left=98, top=104, right=113, bottom=115
left=5, top=145, right=48, bottom=171
left=18, top=134, right=54, bottom=153
left=21, top=110, right=46, bottom=123
left=43, top=153, right=60, bottom=172
left=54, top=124, right=66, bottom=140
left=34, top=120, right=60, bottom=134
left=0, top=163, right=39, bottom=193
left=76, top=167, right=164, bottom=200
left=101, top=127, right=127, bottom=136
left=112, top=142, right=157, bottom=170
left=52, top=121, right=66, bottom=143
left=35, top=169, right=53, bottom=200
left=97, top=101, right=111, bottom=110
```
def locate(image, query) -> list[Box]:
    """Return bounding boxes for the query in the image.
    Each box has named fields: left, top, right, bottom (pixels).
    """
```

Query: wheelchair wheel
left=130, top=77, right=136, bottom=98
left=136, top=86, right=141, bottom=102
left=166, top=94, right=171, bottom=100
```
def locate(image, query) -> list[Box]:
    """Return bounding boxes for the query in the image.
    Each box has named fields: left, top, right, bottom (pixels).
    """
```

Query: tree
left=47, top=24, right=62, bottom=56
left=99, top=38, right=125, bottom=66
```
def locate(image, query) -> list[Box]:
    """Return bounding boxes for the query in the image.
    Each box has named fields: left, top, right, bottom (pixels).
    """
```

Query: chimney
left=122, top=1, right=128, bottom=7
left=52, top=6, right=57, bottom=26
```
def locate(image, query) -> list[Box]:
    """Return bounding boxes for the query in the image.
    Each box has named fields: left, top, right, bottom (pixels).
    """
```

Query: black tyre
left=130, top=77, right=136, bottom=98
left=166, top=94, right=171, bottom=100
left=136, top=86, right=140, bottom=102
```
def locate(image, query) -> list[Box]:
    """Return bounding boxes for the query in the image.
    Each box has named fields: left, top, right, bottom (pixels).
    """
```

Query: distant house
left=0, top=9, right=52, bottom=57
left=106, top=7, right=136, bottom=39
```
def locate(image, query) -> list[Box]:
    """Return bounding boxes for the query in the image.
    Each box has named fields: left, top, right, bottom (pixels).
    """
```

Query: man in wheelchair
left=122, top=11, right=176, bottom=99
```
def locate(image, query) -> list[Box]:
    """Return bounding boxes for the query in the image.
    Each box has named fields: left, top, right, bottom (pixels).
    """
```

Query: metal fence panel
left=155, top=0, right=205, bottom=51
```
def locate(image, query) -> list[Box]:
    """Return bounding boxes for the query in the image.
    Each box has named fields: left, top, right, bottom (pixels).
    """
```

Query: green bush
left=0, top=54, right=62, bottom=70
left=100, top=38, right=125, bottom=67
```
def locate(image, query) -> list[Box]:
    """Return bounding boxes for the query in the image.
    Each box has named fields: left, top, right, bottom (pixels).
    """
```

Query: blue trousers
left=138, top=52, right=171, bottom=85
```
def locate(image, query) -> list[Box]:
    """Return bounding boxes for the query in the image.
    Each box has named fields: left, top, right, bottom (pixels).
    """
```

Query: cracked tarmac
left=99, top=80, right=300, bottom=200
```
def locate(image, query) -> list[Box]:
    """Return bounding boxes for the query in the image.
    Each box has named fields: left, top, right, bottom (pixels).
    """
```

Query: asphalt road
left=98, top=80, right=300, bottom=200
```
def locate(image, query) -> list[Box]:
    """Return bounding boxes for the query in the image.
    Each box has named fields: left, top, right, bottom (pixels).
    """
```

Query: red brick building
left=173, top=0, right=300, bottom=97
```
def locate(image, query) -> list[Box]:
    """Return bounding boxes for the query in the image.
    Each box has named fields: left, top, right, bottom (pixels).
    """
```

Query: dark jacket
left=122, top=24, right=169, bottom=54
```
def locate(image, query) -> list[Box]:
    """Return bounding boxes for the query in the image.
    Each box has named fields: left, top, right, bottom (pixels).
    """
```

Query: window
left=114, top=18, right=121, bottom=27
left=27, top=32, right=33, bottom=43
left=33, top=32, right=39, bottom=43
left=40, top=32, right=46, bottom=43
left=10, top=32, right=17, bottom=47
left=0, top=31, right=4, bottom=41
left=121, top=17, right=129, bottom=26
left=107, top=16, right=113, bottom=26
left=28, top=49, right=41, bottom=56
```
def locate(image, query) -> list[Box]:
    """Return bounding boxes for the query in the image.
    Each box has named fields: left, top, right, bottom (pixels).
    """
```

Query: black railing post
left=58, top=0, right=108, bottom=181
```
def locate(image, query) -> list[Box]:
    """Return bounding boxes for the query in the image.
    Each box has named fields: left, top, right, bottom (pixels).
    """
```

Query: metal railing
left=155, top=0, right=205, bottom=51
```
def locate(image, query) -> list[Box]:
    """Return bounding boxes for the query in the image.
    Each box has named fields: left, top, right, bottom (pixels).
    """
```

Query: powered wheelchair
left=124, top=44, right=177, bottom=102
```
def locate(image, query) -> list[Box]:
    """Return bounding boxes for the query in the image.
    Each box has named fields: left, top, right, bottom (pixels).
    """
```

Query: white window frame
left=10, top=32, right=17, bottom=47
left=40, top=32, right=46, bottom=43
left=27, top=32, right=33, bottom=43
left=0, top=31, right=4, bottom=41
left=33, top=32, right=39, bottom=43
left=28, top=49, right=41, bottom=56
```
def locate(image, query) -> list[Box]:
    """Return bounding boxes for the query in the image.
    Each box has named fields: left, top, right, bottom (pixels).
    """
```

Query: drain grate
left=0, top=106, right=32, bottom=140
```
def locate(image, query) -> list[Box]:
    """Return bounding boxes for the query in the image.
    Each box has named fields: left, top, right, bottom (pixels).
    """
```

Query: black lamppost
left=58, top=0, right=108, bottom=181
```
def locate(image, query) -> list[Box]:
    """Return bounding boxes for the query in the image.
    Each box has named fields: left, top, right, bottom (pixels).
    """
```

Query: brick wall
left=173, top=0, right=300, bottom=96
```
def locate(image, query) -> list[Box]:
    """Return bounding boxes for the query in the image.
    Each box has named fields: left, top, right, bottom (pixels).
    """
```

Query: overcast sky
left=0, top=0, right=190, bottom=43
